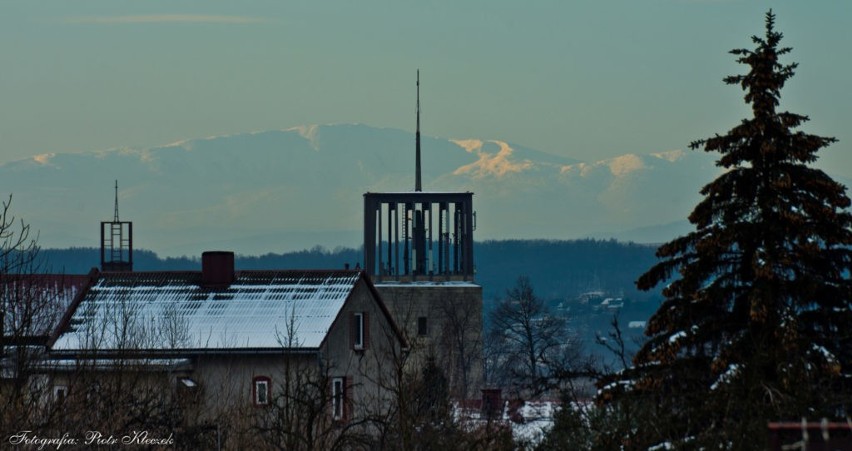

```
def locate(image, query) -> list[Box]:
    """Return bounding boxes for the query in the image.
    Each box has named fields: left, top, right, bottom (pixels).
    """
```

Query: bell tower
left=363, top=71, right=475, bottom=282
left=362, top=72, right=482, bottom=399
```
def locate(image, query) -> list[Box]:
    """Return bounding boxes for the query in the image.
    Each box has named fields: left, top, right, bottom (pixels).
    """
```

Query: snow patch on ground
left=509, top=401, right=558, bottom=446
left=455, top=399, right=561, bottom=448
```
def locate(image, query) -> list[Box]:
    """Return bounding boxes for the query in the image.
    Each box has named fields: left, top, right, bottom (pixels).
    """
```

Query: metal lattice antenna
left=415, top=70, right=422, bottom=192
left=113, top=180, right=119, bottom=222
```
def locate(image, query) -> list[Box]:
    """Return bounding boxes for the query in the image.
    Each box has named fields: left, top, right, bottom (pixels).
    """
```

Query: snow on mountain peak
left=561, top=154, right=647, bottom=178
left=287, top=124, right=320, bottom=150
left=606, top=154, right=645, bottom=176
left=452, top=139, right=484, bottom=153
left=560, top=162, right=592, bottom=177
left=33, top=153, right=56, bottom=165
left=451, top=140, right=533, bottom=178
left=650, top=149, right=686, bottom=162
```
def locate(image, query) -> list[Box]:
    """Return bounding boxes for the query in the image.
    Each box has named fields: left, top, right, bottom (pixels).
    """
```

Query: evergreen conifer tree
left=599, top=11, right=852, bottom=448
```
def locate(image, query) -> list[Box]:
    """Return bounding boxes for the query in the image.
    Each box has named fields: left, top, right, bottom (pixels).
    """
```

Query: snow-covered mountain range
left=1, top=124, right=728, bottom=256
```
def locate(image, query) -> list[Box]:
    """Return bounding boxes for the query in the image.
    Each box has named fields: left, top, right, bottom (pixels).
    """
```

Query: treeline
left=475, top=239, right=659, bottom=302
left=38, top=238, right=661, bottom=305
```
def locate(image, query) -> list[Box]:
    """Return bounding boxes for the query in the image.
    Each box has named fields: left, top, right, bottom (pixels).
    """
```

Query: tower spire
left=415, top=70, right=422, bottom=192
left=102, top=179, right=133, bottom=272
left=113, top=179, right=119, bottom=222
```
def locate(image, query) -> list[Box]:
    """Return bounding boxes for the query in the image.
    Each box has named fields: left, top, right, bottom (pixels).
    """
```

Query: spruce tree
left=599, top=11, right=852, bottom=448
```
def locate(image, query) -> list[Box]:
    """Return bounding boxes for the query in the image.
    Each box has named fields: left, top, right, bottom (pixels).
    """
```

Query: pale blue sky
left=2, top=1, right=851, bottom=176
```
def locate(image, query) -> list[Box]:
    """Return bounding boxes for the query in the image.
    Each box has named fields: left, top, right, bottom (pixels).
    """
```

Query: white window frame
left=332, top=377, right=345, bottom=420
left=254, top=377, right=270, bottom=406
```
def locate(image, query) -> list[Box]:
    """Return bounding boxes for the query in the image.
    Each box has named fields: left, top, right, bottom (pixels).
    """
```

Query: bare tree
left=361, top=297, right=514, bottom=451
left=487, top=276, right=585, bottom=398
left=436, top=293, right=483, bottom=400
left=540, top=314, right=651, bottom=451
left=43, top=290, right=206, bottom=448
left=249, top=305, right=376, bottom=450
left=0, top=195, right=73, bottom=434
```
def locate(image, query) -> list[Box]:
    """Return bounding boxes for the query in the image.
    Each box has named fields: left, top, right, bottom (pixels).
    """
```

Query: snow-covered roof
left=375, top=281, right=480, bottom=288
left=35, top=358, right=192, bottom=372
left=51, top=270, right=362, bottom=352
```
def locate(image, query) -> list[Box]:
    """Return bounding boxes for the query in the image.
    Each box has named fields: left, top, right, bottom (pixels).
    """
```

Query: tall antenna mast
left=102, top=179, right=133, bottom=272
left=113, top=179, right=120, bottom=221
left=415, top=69, right=422, bottom=192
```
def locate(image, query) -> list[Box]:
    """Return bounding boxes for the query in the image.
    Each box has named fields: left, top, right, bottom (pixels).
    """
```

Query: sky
left=2, top=0, right=851, bottom=179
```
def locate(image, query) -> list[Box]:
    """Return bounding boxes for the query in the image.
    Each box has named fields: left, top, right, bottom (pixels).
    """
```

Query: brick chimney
left=202, top=251, right=235, bottom=288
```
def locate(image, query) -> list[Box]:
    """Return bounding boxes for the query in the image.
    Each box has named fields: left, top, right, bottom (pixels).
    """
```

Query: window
left=351, top=312, right=369, bottom=350
left=253, top=376, right=271, bottom=406
left=53, top=385, right=67, bottom=403
left=417, top=316, right=428, bottom=336
left=86, top=382, right=101, bottom=404
left=332, top=377, right=346, bottom=421
left=177, top=377, right=199, bottom=403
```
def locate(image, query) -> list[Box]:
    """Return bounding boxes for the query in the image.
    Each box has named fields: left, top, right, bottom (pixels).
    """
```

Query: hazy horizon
left=1, top=124, right=724, bottom=257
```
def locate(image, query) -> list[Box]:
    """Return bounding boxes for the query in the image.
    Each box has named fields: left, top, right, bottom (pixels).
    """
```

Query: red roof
left=1, top=274, right=89, bottom=338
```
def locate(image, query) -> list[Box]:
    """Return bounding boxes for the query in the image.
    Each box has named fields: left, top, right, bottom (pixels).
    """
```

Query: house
left=40, top=251, right=408, bottom=446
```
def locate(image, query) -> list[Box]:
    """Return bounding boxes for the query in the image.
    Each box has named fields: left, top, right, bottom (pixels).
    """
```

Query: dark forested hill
left=40, top=238, right=660, bottom=317
left=40, top=239, right=659, bottom=302
left=475, top=239, right=659, bottom=302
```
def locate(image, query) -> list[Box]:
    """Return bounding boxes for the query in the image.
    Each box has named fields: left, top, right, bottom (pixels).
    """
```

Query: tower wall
left=375, top=283, right=483, bottom=399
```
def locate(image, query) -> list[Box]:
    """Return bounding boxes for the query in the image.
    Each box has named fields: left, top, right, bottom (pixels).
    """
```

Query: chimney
left=202, top=251, right=235, bottom=288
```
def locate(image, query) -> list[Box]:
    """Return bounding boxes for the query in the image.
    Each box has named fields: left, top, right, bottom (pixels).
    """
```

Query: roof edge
left=319, top=271, right=409, bottom=350
left=48, top=267, right=100, bottom=348
left=48, top=347, right=321, bottom=359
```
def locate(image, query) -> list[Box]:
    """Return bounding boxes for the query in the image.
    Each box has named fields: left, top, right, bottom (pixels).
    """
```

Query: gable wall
left=321, top=278, right=404, bottom=422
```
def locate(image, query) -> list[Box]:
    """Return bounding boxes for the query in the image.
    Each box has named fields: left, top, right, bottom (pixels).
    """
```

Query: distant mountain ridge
left=2, top=123, right=723, bottom=256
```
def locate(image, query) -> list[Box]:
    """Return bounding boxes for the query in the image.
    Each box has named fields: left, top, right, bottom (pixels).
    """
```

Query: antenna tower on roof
left=415, top=69, right=422, bottom=192
left=113, top=180, right=120, bottom=221
left=101, top=180, right=133, bottom=272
